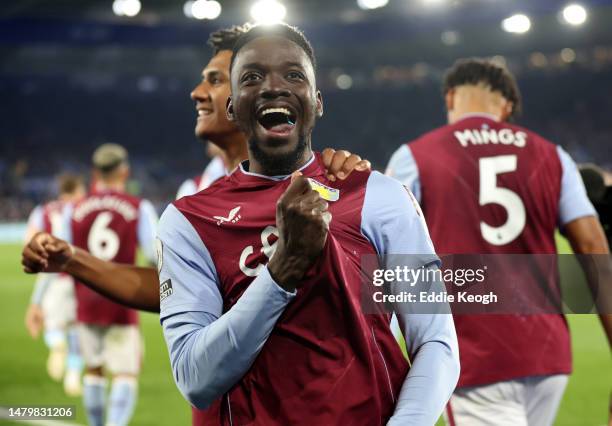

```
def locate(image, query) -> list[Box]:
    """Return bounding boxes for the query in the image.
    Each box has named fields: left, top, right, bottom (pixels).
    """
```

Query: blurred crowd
left=2, top=66, right=611, bottom=222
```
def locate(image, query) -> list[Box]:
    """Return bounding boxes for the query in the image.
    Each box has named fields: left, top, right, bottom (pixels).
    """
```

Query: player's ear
left=500, top=101, right=513, bottom=122
left=445, top=89, right=455, bottom=112
left=226, top=96, right=235, bottom=122
left=315, top=90, right=323, bottom=118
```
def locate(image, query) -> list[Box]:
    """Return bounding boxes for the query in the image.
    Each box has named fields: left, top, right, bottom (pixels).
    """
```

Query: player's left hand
left=321, top=148, right=371, bottom=182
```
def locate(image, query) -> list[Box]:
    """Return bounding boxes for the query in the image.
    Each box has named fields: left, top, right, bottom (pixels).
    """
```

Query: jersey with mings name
left=71, top=190, right=142, bottom=326
left=158, top=153, right=450, bottom=425
left=386, top=114, right=596, bottom=388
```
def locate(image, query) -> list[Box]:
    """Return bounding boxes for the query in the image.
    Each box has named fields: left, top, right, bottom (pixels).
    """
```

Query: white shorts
left=445, top=375, right=568, bottom=426
left=41, top=274, right=76, bottom=331
left=77, top=324, right=142, bottom=376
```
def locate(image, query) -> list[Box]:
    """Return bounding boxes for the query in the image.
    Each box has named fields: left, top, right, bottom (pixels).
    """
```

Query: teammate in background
left=386, top=58, right=611, bottom=425
left=21, top=25, right=369, bottom=314
left=64, top=143, right=158, bottom=426
left=24, top=174, right=86, bottom=396
left=157, top=24, right=459, bottom=425
left=176, top=142, right=226, bottom=199
left=580, top=164, right=612, bottom=243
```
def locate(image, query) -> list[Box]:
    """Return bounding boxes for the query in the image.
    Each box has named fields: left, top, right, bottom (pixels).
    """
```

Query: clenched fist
left=268, top=171, right=331, bottom=291
left=22, top=232, right=74, bottom=274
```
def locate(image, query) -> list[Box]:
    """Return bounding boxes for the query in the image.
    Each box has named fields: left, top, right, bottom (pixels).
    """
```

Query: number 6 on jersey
left=88, top=212, right=120, bottom=260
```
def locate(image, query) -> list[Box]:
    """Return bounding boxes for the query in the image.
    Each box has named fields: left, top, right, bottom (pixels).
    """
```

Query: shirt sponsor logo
left=308, top=178, right=340, bottom=202
left=160, top=279, right=173, bottom=302
left=213, top=206, right=242, bottom=226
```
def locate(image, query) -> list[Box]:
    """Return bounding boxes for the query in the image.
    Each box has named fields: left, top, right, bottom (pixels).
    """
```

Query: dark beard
left=249, top=136, right=309, bottom=176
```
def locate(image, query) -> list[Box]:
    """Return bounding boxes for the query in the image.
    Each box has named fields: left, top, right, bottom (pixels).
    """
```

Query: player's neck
left=449, top=89, right=504, bottom=124
left=248, top=146, right=313, bottom=177
left=96, top=181, right=125, bottom=193
left=211, top=132, right=249, bottom=172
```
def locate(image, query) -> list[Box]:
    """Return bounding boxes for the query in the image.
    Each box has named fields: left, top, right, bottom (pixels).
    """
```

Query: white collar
left=239, top=154, right=316, bottom=181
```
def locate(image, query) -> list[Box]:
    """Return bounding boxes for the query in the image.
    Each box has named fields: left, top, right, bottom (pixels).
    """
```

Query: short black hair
left=443, top=58, right=522, bottom=120
left=229, top=23, right=316, bottom=74
left=207, top=24, right=252, bottom=55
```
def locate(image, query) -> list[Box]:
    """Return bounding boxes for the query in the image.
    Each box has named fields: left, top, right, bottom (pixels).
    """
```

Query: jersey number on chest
left=239, top=225, right=279, bottom=277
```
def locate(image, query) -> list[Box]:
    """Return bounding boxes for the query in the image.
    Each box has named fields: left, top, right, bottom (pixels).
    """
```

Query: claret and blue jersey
left=157, top=152, right=460, bottom=426
left=386, top=113, right=597, bottom=388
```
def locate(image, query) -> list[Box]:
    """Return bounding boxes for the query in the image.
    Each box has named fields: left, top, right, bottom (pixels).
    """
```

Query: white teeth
left=261, top=107, right=291, bottom=117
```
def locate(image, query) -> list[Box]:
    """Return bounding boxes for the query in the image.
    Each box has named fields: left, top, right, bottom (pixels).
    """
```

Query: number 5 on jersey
left=479, top=155, right=526, bottom=246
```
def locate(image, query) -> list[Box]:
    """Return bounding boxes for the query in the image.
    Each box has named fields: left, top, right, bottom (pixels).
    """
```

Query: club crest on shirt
left=214, top=205, right=242, bottom=226
left=308, top=178, right=340, bottom=202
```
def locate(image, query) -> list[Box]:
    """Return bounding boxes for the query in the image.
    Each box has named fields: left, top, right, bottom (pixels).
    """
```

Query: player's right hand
left=25, top=304, right=44, bottom=339
left=268, top=171, right=331, bottom=291
left=22, top=232, right=73, bottom=274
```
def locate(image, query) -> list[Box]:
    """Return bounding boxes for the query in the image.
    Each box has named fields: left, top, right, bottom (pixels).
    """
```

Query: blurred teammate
left=65, top=143, right=158, bottom=426
left=24, top=174, right=85, bottom=396
left=157, top=24, right=459, bottom=425
left=176, top=143, right=226, bottom=198
left=580, top=164, right=612, bottom=243
left=386, top=58, right=611, bottom=425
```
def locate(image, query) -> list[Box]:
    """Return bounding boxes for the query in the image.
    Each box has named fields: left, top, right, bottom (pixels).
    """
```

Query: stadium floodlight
left=205, top=1, right=222, bottom=19
left=501, top=14, right=531, bottom=34
left=560, top=48, right=577, bottom=63
left=562, top=4, right=587, bottom=26
left=122, top=0, right=141, bottom=17
left=112, top=0, right=141, bottom=17
left=357, top=0, right=389, bottom=10
left=112, top=0, right=125, bottom=16
left=190, top=0, right=222, bottom=20
left=184, top=1, right=195, bottom=18
left=336, top=74, right=353, bottom=90
left=441, top=30, right=460, bottom=46
left=250, top=0, right=287, bottom=25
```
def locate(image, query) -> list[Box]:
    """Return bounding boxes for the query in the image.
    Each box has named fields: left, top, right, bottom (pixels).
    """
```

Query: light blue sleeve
left=176, top=179, right=197, bottom=200
left=385, top=144, right=422, bottom=203
left=26, top=205, right=44, bottom=232
left=59, top=203, right=73, bottom=243
left=556, top=146, right=597, bottom=227
left=361, top=172, right=460, bottom=426
left=158, top=204, right=296, bottom=409
left=137, top=199, right=159, bottom=264
left=30, top=273, right=58, bottom=305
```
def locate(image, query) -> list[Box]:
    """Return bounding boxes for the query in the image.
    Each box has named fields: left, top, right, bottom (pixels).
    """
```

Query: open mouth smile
left=256, top=107, right=297, bottom=138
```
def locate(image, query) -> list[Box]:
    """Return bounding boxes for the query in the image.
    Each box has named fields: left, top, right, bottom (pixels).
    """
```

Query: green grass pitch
left=0, top=242, right=609, bottom=425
